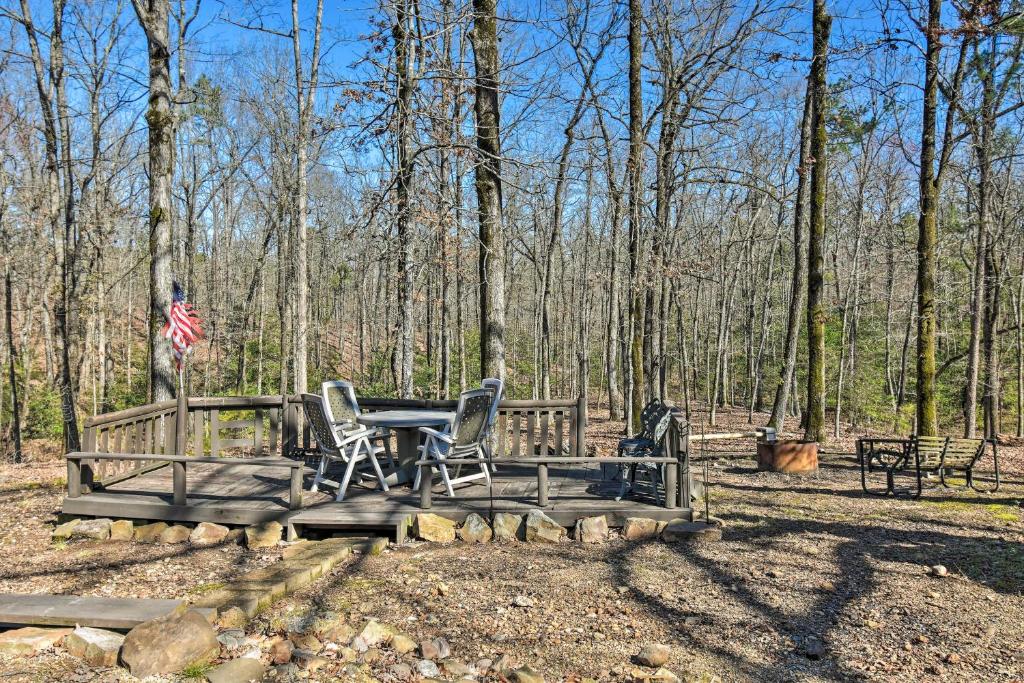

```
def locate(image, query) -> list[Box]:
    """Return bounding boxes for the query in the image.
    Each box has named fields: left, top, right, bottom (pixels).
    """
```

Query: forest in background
left=0, top=0, right=1022, bottom=457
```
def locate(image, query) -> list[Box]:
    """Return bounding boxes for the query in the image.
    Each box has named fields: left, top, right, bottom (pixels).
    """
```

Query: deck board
left=63, top=459, right=689, bottom=533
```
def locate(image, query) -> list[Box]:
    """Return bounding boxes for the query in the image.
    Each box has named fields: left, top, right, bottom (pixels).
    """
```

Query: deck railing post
left=575, top=393, right=586, bottom=457
left=172, top=461, right=186, bottom=506
left=289, top=467, right=302, bottom=510
left=419, top=464, right=433, bottom=509
left=537, top=462, right=549, bottom=506
left=67, top=457, right=81, bottom=498
left=175, top=391, right=188, bottom=456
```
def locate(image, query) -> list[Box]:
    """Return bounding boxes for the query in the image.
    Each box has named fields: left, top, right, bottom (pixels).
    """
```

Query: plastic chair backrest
left=481, top=377, right=504, bottom=433
left=451, top=388, right=495, bottom=452
left=322, top=380, right=360, bottom=427
left=301, top=393, right=340, bottom=454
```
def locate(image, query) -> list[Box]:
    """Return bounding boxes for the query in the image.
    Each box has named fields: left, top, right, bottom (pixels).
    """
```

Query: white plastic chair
left=414, top=388, right=494, bottom=497
left=301, top=393, right=389, bottom=502
left=321, top=380, right=396, bottom=472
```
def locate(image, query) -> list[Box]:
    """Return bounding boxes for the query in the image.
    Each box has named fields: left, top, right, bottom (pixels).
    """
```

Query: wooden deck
left=62, top=460, right=691, bottom=540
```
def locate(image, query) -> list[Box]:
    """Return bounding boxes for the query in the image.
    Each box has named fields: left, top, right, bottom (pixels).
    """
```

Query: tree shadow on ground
left=607, top=504, right=1022, bottom=682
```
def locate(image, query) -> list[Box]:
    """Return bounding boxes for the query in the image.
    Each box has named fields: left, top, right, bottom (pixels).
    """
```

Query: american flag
left=161, top=282, right=203, bottom=370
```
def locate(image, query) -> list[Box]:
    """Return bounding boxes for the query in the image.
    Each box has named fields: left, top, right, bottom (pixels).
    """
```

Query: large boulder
left=190, top=522, right=230, bottom=546
left=524, top=510, right=565, bottom=543
left=72, top=518, right=112, bottom=540
left=492, top=513, right=524, bottom=542
left=574, top=516, right=608, bottom=543
left=245, top=521, right=283, bottom=549
left=64, top=626, right=124, bottom=667
left=623, top=518, right=659, bottom=541
left=458, top=513, right=493, bottom=543
left=109, top=519, right=134, bottom=541
left=158, top=524, right=191, bottom=544
left=0, top=627, right=71, bottom=656
left=206, top=657, right=266, bottom=683
left=415, top=514, right=456, bottom=543
left=134, top=522, right=169, bottom=543
left=119, top=608, right=219, bottom=679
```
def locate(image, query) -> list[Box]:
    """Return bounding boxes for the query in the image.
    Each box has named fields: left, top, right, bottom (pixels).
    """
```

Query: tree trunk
left=393, top=0, right=415, bottom=397
left=472, top=0, right=505, bottom=382
left=131, top=0, right=176, bottom=402
left=914, top=0, right=941, bottom=437
left=768, top=81, right=812, bottom=432
left=626, top=0, right=644, bottom=433
left=804, top=0, right=830, bottom=443
left=291, top=0, right=323, bottom=394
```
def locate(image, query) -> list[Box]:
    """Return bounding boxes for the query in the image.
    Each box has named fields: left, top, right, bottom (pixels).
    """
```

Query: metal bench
left=857, top=435, right=999, bottom=498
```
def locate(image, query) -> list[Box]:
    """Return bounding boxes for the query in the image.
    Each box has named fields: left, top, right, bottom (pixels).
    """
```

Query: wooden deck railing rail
left=66, top=452, right=304, bottom=510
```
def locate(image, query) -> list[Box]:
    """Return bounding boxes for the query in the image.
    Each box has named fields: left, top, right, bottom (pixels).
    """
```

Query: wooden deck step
left=0, top=594, right=183, bottom=631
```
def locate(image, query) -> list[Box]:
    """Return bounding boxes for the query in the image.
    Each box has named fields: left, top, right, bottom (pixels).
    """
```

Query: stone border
left=413, top=512, right=723, bottom=545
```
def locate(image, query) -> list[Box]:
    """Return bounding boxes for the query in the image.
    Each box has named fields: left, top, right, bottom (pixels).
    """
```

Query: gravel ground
left=0, top=416, right=1021, bottom=682
left=0, top=456, right=279, bottom=600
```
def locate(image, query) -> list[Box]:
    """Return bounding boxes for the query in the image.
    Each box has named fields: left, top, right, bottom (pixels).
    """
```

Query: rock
left=120, top=608, right=219, bottom=679
left=511, top=665, right=545, bottom=683
left=661, top=519, right=722, bottom=543
left=190, top=522, right=230, bottom=546
left=390, top=663, right=414, bottom=680
left=289, top=632, right=322, bottom=653
left=575, top=516, right=609, bottom=543
left=635, top=644, right=670, bottom=667
left=622, top=518, right=659, bottom=541
left=357, top=620, right=393, bottom=647
left=270, top=639, right=295, bottom=665
left=651, top=668, right=680, bottom=683
left=64, top=626, right=124, bottom=667
left=206, top=657, right=266, bottom=683
left=458, top=513, right=493, bottom=543
left=245, top=521, right=283, bottom=548
left=217, top=629, right=247, bottom=651
left=930, top=564, right=948, bottom=577
left=945, top=653, right=961, bottom=664
left=293, top=649, right=328, bottom=671
left=803, top=641, right=825, bottom=660
left=217, top=606, right=250, bottom=629
left=630, top=667, right=679, bottom=682
left=321, top=621, right=355, bottom=645
left=0, top=627, right=72, bottom=656
left=524, top=510, right=565, bottom=543
left=492, top=513, right=524, bottom=542
left=415, top=513, right=457, bottom=543
left=72, top=518, right=111, bottom=540
left=419, top=639, right=441, bottom=660
left=442, top=659, right=476, bottom=677
left=513, top=595, right=535, bottom=608
left=158, top=524, right=191, bottom=544
left=416, top=659, right=442, bottom=677
left=52, top=519, right=80, bottom=540
left=109, top=519, right=134, bottom=541
left=226, top=528, right=245, bottom=544
left=390, top=634, right=417, bottom=654
left=134, top=521, right=169, bottom=543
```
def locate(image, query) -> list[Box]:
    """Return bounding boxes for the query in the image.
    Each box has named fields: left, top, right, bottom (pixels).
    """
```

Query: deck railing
left=73, top=393, right=693, bottom=515
left=77, top=393, right=588, bottom=491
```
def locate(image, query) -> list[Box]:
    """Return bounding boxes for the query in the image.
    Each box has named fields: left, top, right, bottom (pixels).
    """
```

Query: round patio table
left=357, top=410, right=455, bottom=486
